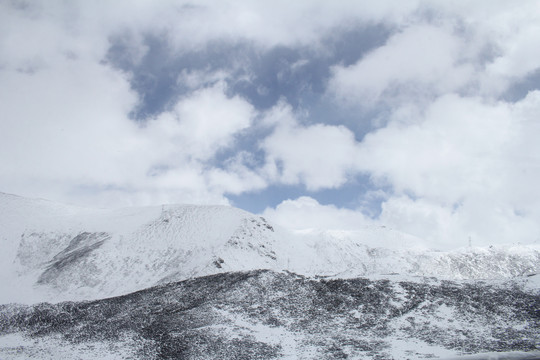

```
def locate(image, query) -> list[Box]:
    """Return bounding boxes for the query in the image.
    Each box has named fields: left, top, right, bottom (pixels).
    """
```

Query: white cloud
left=378, top=194, right=540, bottom=249
left=0, top=42, right=257, bottom=207
left=2, top=0, right=540, bottom=250
left=0, top=0, right=416, bottom=64
left=329, top=24, right=473, bottom=105
left=352, top=91, right=540, bottom=247
left=0, top=1, right=262, bottom=207
left=0, top=59, right=139, bottom=184
left=152, top=82, right=255, bottom=161
left=207, top=166, right=266, bottom=196
left=357, top=94, right=513, bottom=202
left=357, top=93, right=540, bottom=204
left=263, top=196, right=371, bottom=231
left=262, top=90, right=540, bottom=248
left=261, top=103, right=361, bottom=190
left=127, top=0, right=420, bottom=50
left=431, top=1, right=540, bottom=76
left=328, top=1, right=540, bottom=104
left=485, top=21, right=540, bottom=79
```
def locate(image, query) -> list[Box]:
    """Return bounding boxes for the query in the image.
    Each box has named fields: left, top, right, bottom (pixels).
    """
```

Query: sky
left=1, top=0, right=540, bottom=249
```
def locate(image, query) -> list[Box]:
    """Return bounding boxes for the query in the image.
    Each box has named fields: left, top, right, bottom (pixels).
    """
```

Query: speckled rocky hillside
left=1, top=270, right=539, bottom=359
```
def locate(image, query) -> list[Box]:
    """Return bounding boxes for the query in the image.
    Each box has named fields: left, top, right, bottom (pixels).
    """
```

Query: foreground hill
left=1, top=192, right=540, bottom=303
left=1, top=270, right=539, bottom=359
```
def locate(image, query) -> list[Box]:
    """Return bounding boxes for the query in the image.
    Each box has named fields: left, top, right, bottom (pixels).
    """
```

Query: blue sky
left=1, top=1, right=540, bottom=248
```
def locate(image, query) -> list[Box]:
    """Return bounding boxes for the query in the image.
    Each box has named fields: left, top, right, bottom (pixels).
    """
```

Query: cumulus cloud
left=432, top=1, right=540, bottom=79
left=101, top=0, right=419, bottom=50
left=265, top=92, right=540, bottom=248
left=356, top=94, right=513, bottom=202
left=0, top=1, right=264, bottom=207
left=261, top=90, right=540, bottom=248
left=152, top=82, right=255, bottom=161
left=2, top=0, right=540, bottom=249
left=481, top=20, right=540, bottom=96
left=329, top=23, right=473, bottom=106
left=0, top=40, right=257, bottom=207
left=377, top=194, right=540, bottom=249
left=260, top=103, right=361, bottom=190
left=262, top=196, right=372, bottom=231
left=207, top=163, right=267, bottom=196
left=328, top=1, right=540, bottom=105
left=358, top=92, right=540, bottom=209
left=0, top=58, right=139, bottom=189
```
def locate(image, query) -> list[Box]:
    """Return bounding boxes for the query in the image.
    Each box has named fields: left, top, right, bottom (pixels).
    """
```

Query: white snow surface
left=1, top=192, right=539, bottom=303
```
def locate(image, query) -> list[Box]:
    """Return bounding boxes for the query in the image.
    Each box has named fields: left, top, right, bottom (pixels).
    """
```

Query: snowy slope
left=296, top=229, right=540, bottom=281
left=1, top=192, right=539, bottom=303
left=1, top=192, right=279, bottom=303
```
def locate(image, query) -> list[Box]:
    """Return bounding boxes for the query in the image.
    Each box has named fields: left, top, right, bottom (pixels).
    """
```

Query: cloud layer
left=1, top=1, right=540, bottom=248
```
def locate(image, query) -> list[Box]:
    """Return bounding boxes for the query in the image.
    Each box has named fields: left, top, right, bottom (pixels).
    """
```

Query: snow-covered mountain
left=1, top=192, right=540, bottom=359
left=1, top=192, right=539, bottom=304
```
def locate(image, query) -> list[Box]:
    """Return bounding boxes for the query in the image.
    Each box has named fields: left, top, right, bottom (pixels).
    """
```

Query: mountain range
left=0, top=192, right=539, bottom=359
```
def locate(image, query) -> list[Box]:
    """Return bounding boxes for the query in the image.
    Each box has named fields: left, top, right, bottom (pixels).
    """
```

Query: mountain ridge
left=1, top=192, right=539, bottom=359
left=1, top=192, right=539, bottom=304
